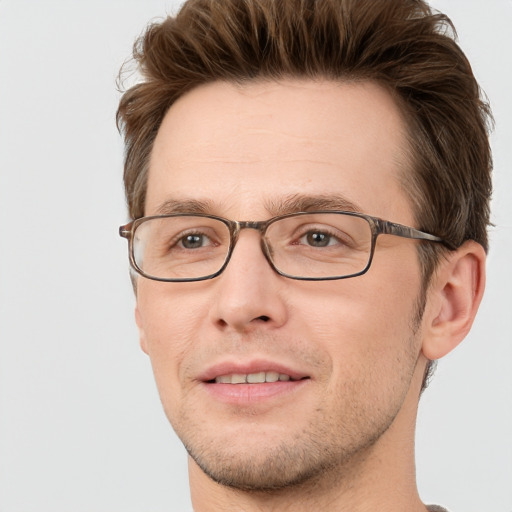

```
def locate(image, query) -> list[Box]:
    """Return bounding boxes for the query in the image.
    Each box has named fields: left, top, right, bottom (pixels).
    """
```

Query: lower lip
left=202, top=380, right=308, bottom=404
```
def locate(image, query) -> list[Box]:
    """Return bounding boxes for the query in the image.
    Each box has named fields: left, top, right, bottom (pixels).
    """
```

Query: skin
left=134, top=79, right=486, bottom=511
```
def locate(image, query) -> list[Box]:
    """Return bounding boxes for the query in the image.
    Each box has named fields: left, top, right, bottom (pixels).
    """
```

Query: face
left=136, top=79, right=426, bottom=490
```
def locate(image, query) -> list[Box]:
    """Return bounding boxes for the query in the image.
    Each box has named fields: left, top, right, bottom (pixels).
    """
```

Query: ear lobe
left=422, top=241, right=486, bottom=360
left=135, top=306, right=149, bottom=355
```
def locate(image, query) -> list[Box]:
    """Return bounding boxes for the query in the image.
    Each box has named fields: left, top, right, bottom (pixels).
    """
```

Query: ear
left=421, top=240, right=486, bottom=360
left=135, top=306, right=149, bottom=355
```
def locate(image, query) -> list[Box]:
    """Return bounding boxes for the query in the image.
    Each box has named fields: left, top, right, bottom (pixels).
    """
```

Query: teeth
left=266, top=371, right=279, bottom=382
left=247, top=371, right=265, bottom=383
left=215, top=371, right=295, bottom=384
left=231, top=374, right=246, bottom=384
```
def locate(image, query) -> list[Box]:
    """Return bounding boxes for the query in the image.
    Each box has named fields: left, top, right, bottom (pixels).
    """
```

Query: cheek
left=296, top=274, right=418, bottom=337
left=136, top=283, right=209, bottom=391
left=291, top=255, right=422, bottom=371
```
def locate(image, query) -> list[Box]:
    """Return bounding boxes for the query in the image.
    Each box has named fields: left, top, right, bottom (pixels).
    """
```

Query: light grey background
left=0, top=1, right=510, bottom=511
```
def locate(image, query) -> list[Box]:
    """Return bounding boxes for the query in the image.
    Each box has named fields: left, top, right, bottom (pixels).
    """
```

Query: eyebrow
left=155, top=198, right=217, bottom=215
left=264, top=193, right=364, bottom=217
left=153, top=193, right=364, bottom=218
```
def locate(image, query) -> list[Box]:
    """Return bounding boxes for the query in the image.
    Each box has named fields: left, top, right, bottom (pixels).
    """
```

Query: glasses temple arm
left=378, top=219, right=455, bottom=248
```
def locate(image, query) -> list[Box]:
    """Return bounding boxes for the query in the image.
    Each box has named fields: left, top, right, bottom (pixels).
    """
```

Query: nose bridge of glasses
left=231, top=220, right=268, bottom=243
left=230, top=221, right=274, bottom=266
left=237, top=220, right=266, bottom=231
left=231, top=220, right=269, bottom=251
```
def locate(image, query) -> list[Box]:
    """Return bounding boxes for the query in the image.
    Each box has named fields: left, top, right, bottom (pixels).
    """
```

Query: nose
left=208, top=230, right=288, bottom=333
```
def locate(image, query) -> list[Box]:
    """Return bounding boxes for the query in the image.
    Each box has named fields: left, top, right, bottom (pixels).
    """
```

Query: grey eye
left=180, top=234, right=207, bottom=249
left=305, top=231, right=332, bottom=247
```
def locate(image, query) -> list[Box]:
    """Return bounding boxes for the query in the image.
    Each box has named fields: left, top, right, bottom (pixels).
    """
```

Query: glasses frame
left=119, top=211, right=449, bottom=282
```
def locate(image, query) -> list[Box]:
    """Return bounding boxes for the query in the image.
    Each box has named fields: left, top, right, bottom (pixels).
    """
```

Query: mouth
left=211, top=371, right=306, bottom=384
left=200, top=363, right=310, bottom=404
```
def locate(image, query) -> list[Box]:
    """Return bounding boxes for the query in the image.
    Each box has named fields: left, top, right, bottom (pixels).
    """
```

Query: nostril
left=258, top=315, right=270, bottom=322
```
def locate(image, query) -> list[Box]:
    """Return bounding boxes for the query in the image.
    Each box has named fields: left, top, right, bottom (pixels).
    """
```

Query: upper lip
left=197, top=359, right=309, bottom=382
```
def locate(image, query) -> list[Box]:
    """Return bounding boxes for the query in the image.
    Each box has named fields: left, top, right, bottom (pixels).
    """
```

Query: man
left=117, top=0, right=492, bottom=510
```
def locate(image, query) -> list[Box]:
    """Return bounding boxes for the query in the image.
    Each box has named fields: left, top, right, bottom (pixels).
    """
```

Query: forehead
left=147, top=79, right=413, bottom=222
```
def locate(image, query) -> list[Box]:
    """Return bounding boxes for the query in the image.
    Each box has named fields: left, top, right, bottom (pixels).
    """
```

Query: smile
left=214, top=372, right=300, bottom=384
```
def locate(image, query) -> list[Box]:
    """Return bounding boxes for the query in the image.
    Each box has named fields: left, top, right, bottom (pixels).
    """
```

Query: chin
left=178, top=413, right=389, bottom=493
left=186, top=438, right=338, bottom=492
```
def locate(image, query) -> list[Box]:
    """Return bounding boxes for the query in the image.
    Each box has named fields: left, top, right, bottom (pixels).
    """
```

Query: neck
left=189, top=359, right=430, bottom=512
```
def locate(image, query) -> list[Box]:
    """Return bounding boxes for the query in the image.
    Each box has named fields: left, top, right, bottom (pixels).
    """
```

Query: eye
left=302, top=231, right=335, bottom=247
left=178, top=232, right=212, bottom=249
left=299, top=230, right=342, bottom=248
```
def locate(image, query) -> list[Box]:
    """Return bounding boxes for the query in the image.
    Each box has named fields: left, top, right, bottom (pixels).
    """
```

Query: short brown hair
left=117, top=0, right=493, bottom=279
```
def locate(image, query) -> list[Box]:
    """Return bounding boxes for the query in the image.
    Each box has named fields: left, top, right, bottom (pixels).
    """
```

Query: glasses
left=119, top=211, right=447, bottom=282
